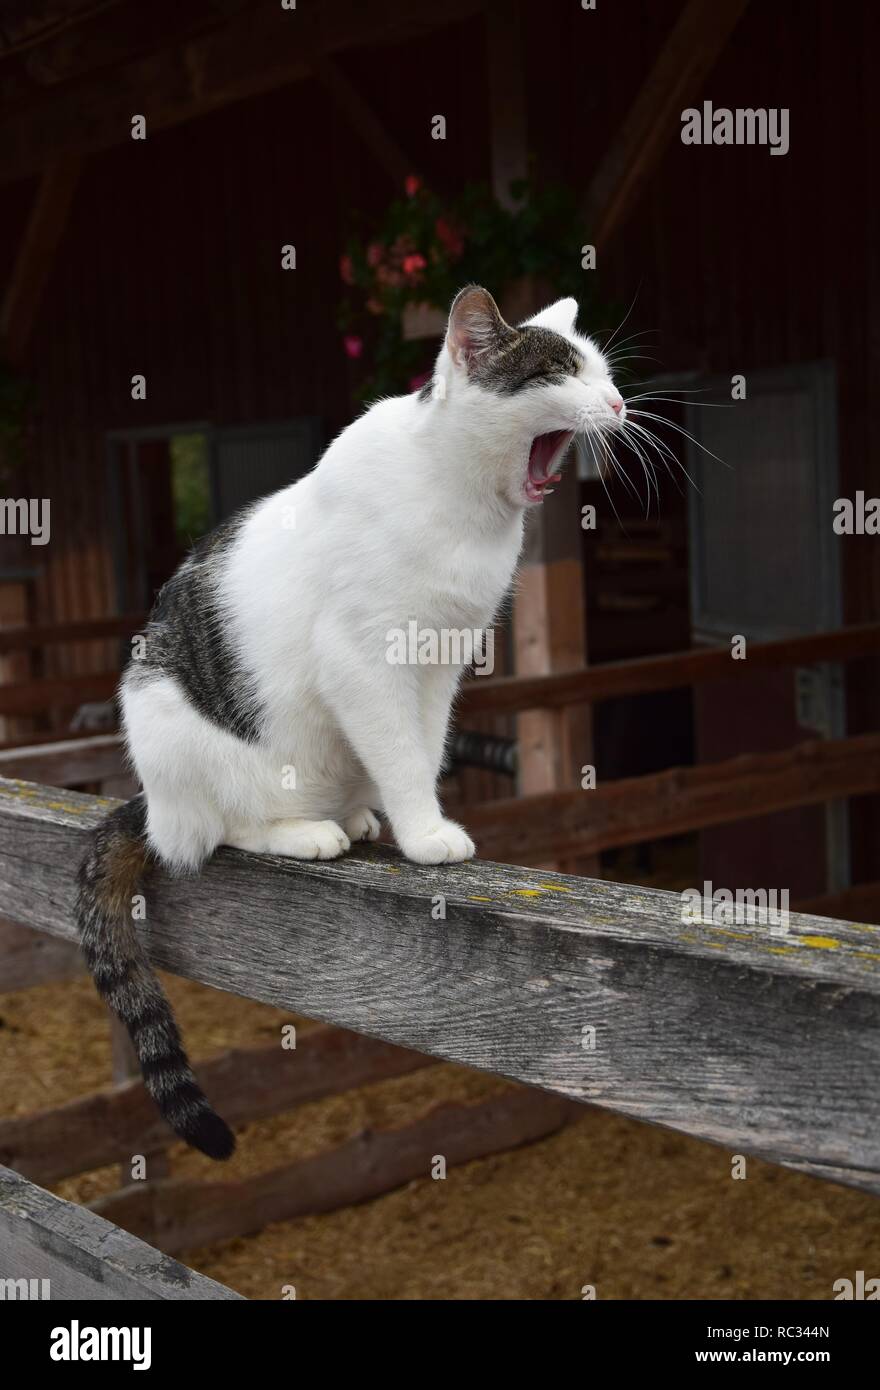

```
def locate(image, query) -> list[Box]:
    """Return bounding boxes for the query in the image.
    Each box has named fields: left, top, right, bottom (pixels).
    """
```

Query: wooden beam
left=0, top=1025, right=433, bottom=1185
left=0, top=0, right=486, bottom=184
left=0, top=733, right=125, bottom=785
left=89, top=1089, right=574, bottom=1254
left=458, top=623, right=880, bottom=718
left=3, top=778, right=880, bottom=1195
left=0, top=612, right=146, bottom=652
left=311, top=55, right=414, bottom=188
left=0, top=156, right=81, bottom=364
left=460, top=732, right=880, bottom=865
left=0, top=917, right=82, bottom=991
left=0, top=670, right=117, bottom=717
left=0, top=1162, right=242, bottom=1299
left=584, top=0, right=751, bottom=247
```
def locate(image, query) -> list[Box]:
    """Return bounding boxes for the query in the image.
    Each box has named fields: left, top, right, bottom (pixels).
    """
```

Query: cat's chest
left=415, top=533, right=520, bottom=624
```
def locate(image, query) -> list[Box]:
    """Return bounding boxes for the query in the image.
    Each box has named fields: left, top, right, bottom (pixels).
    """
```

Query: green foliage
left=170, top=433, right=211, bottom=547
left=338, top=178, right=607, bottom=402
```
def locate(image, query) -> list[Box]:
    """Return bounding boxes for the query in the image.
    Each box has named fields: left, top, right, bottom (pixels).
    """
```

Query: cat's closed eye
left=523, top=368, right=565, bottom=386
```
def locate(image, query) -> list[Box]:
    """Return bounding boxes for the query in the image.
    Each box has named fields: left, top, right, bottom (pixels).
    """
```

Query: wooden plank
left=0, top=1026, right=434, bottom=1185
left=458, top=623, right=880, bottom=718
left=0, top=917, right=81, bottom=991
left=2, top=779, right=880, bottom=1195
left=0, top=0, right=486, bottom=184
left=0, top=1163, right=242, bottom=1299
left=0, top=670, right=117, bottom=717
left=0, top=613, right=146, bottom=653
left=460, top=733, right=880, bottom=865
left=584, top=0, right=752, bottom=247
left=90, top=1089, right=574, bottom=1254
left=0, top=734, right=125, bottom=786
left=0, top=156, right=82, bottom=364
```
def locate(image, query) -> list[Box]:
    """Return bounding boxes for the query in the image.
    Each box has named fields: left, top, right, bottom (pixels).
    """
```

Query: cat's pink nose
left=609, top=396, right=624, bottom=415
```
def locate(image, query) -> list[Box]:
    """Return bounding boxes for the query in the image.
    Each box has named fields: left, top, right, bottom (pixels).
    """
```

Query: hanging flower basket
left=338, top=177, right=607, bottom=402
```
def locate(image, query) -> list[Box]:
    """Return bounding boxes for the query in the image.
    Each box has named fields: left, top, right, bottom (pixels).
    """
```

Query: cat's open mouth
left=524, top=430, right=574, bottom=504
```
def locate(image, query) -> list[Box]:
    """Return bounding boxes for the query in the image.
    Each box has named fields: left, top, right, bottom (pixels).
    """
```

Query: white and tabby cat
left=77, top=286, right=626, bottom=1156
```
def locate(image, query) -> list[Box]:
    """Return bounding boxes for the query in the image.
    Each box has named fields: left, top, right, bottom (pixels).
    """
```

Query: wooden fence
left=1, top=775, right=879, bottom=1298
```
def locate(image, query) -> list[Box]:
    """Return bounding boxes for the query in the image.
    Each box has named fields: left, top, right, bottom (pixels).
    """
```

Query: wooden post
left=487, top=0, right=595, bottom=871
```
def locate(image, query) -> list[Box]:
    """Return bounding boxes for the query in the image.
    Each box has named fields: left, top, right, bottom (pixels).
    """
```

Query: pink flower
left=339, top=253, right=355, bottom=285
left=435, top=216, right=464, bottom=258
left=402, top=252, right=427, bottom=279
left=343, top=335, right=363, bottom=358
left=366, top=297, right=384, bottom=316
left=405, top=174, right=422, bottom=197
left=366, top=242, right=384, bottom=268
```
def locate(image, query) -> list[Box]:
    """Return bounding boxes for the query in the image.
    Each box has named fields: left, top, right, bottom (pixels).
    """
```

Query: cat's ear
left=446, top=286, right=514, bottom=370
left=525, top=297, right=579, bottom=336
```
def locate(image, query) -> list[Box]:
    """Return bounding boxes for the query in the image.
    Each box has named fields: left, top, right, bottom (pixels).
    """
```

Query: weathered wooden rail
left=2, top=777, right=879, bottom=1198
left=0, top=1164, right=242, bottom=1300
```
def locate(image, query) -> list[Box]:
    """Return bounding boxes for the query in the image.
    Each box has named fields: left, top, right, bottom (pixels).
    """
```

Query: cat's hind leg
left=226, top=818, right=350, bottom=860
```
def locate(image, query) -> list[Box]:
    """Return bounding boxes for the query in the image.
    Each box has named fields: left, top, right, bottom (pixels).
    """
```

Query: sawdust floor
left=3, top=842, right=879, bottom=1300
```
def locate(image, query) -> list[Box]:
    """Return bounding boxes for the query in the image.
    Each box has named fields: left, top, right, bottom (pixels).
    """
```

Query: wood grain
left=2, top=779, right=880, bottom=1195
left=0, top=1163, right=242, bottom=1299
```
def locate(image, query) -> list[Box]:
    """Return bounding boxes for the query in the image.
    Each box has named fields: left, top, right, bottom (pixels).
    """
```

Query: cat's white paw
left=343, top=807, right=381, bottom=842
left=400, top=820, right=476, bottom=865
left=266, top=819, right=351, bottom=860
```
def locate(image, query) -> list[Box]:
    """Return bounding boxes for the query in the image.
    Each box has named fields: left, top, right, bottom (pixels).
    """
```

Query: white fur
left=122, top=292, right=624, bottom=869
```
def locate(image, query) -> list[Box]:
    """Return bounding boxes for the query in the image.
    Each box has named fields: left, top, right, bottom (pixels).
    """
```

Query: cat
left=76, top=286, right=626, bottom=1158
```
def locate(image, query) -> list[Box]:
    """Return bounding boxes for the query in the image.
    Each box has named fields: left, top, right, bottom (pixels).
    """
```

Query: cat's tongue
left=525, top=430, right=571, bottom=503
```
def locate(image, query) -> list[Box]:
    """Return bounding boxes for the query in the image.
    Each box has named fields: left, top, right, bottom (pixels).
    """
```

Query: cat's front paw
left=343, top=807, right=381, bottom=842
left=400, top=820, right=476, bottom=865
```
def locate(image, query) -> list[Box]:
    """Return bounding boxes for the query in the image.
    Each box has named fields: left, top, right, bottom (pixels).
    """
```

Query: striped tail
left=76, top=796, right=235, bottom=1160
